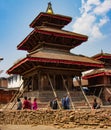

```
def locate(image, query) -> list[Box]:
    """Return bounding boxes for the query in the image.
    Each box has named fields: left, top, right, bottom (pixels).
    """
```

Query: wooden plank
left=75, top=76, right=92, bottom=109
left=47, top=74, right=61, bottom=109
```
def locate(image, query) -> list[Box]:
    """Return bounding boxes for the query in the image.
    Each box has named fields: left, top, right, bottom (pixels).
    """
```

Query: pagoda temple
left=83, top=52, right=111, bottom=105
left=7, top=3, right=104, bottom=108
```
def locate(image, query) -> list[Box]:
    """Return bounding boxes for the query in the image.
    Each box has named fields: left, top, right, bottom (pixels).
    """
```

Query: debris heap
left=0, top=109, right=111, bottom=129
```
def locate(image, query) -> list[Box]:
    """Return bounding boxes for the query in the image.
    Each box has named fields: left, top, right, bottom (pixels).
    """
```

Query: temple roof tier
left=7, top=50, right=104, bottom=75
left=30, top=12, right=72, bottom=29
left=92, top=52, right=111, bottom=67
left=83, top=68, right=111, bottom=79
left=92, top=52, right=111, bottom=60
left=17, top=27, right=88, bottom=52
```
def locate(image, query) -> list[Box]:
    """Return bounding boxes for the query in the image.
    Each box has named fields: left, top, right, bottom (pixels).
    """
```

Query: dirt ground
left=0, top=125, right=111, bottom=130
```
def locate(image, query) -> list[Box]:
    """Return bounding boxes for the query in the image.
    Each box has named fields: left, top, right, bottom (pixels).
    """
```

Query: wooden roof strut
left=106, top=88, right=111, bottom=95
left=47, top=74, right=61, bottom=109
left=75, top=76, right=92, bottom=109
left=4, top=78, right=32, bottom=110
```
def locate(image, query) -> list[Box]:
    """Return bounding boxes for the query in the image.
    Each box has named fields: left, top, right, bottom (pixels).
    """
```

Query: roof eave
left=30, top=12, right=72, bottom=28
left=7, top=57, right=104, bottom=75
left=17, top=28, right=88, bottom=51
left=83, top=72, right=111, bottom=79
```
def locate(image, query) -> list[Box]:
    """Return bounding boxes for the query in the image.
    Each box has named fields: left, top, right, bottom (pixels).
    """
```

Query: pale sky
left=0, top=0, right=111, bottom=77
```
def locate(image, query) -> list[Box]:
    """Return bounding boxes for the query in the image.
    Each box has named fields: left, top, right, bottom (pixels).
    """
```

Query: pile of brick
left=0, top=109, right=111, bottom=129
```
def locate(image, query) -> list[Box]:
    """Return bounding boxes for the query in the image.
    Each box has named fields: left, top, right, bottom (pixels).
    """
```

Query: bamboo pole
left=75, top=76, right=92, bottom=109
left=4, top=81, right=24, bottom=110
left=47, top=74, right=61, bottom=109
left=10, top=78, right=32, bottom=110
left=98, top=88, right=103, bottom=97
left=4, top=78, right=32, bottom=110
left=106, top=87, right=111, bottom=95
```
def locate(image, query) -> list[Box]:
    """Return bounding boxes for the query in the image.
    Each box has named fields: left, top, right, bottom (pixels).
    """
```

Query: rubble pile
left=0, top=109, right=111, bottom=128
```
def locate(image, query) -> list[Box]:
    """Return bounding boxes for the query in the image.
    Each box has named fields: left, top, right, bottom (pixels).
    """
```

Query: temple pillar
left=55, top=74, right=63, bottom=90
left=104, top=75, right=108, bottom=85
left=67, top=76, right=73, bottom=90
left=41, top=73, right=50, bottom=90
left=53, top=74, right=56, bottom=89
left=33, top=74, right=38, bottom=91
left=107, top=76, right=111, bottom=84
left=38, top=71, right=42, bottom=91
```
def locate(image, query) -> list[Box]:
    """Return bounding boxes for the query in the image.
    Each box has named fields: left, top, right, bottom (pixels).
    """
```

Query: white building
left=8, top=74, right=23, bottom=89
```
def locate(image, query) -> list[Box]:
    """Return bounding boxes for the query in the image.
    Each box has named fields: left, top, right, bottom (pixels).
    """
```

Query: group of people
left=17, top=96, right=101, bottom=110
left=50, top=96, right=101, bottom=110
left=17, top=96, right=38, bottom=110
left=50, top=95, right=70, bottom=110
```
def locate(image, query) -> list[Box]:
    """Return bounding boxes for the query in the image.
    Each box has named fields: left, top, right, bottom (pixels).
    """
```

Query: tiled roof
left=30, top=12, right=72, bottom=28
left=29, top=49, right=103, bottom=65
left=17, top=27, right=88, bottom=50
left=92, top=52, right=111, bottom=59
left=35, top=26, right=88, bottom=40
left=83, top=68, right=111, bottom=79
left=7, top=49, right=104, bottom=75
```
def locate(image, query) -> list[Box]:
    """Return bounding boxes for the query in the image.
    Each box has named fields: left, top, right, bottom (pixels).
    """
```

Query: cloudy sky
left=0, top=0, right=111, bottom=77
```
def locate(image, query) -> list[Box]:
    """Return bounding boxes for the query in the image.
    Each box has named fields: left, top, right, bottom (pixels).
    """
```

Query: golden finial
left=46, top=2, right=54, bottom=14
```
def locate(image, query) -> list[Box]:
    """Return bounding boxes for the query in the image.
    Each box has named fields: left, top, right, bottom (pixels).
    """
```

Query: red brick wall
left=0, top=78, right=8, bottom=88
left=0, top=90, right=16, bottom=104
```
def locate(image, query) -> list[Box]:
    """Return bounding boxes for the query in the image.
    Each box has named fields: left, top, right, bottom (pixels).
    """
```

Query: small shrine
left=83, top=52, right=111, bottom=105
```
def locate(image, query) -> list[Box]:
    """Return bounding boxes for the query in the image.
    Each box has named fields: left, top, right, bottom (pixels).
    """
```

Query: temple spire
left=46, top=2, right=54, bottom=14
left=101, top=49, right=103, bottom=54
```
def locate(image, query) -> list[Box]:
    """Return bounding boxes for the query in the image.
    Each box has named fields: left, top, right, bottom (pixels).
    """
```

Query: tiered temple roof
left=17, top=23, right=88, bottom=52
left=7, top=3, right=104, bottom=75
left=7, top=49, right=104, bottom=75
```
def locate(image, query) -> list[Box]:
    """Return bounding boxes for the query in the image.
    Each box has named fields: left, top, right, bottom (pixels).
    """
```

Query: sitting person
left=92, top=98, right=100, bottom=109
left=50, top=97, right=58, bottom=109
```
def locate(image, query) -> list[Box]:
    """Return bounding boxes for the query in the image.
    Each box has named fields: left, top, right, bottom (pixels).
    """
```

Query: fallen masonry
left=0, top=109, right=111, bottom=129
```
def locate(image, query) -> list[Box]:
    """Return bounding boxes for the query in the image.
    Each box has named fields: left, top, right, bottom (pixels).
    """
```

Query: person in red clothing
left=32, top=98, right=38, bottom=110
left=23, top=96, right=29, bottom=109
left=28, top=97, right=32, bottom=109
